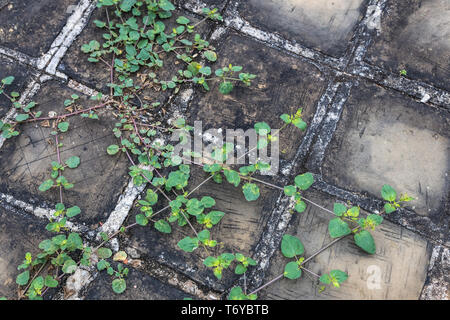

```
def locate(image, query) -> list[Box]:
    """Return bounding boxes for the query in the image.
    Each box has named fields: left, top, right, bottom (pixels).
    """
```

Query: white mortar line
left=97, top=177, right=147, bottom=241
left=0, top=46, right=39, bottom=68
left=0, top=192, right=88, bottom=233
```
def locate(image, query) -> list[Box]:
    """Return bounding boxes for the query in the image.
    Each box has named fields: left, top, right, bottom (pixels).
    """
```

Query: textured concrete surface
left=366, top=0, right=450, bottom=92
left=0, top=0, right=448, bottom=301
left=322, top=80, right=449, bottom=221
left=237, top=0, right=367, bottom=57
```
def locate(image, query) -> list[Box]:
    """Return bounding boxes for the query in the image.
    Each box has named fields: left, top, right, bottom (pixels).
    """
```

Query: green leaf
left=136, top=214, right=148, bottom=226
left=219, top=81, right=233, bottom=95
left=284, top=185, right=296, bottom=196
left=39, top=179, right=54, bottom=192
left=203, top=256, right=219, bottom=267
left=199, top=66, right=211, bottom=76
left=366, top=214, right=383, bottom=227
left=15, top=114, right=29, bottom=122
left=330, top=270, right=348, bottom=284
left=112, top=278, right=126, bottom=294
left=333, top=203, right=347, bottom=216
left=16, top=270, right=30, bottom=286
left=254, top=122, right=271, bottom=135
left=177, top=237, right=199, bottom=252
left=228, top=286, right=246, bottom=300
left=1, top=76, right=14, bottom=85
left=381, top=184, right=396, bottom=202
left=294, top=173, right=314, bottom=190
left=44, top=275, right=58, bottom=288
left=354, top=230, right=376, bottom=254
left=208, top=211, right=225, bottom=225
left=319, top=274, right=331, bottom=284
left=97, top=247, right=113, bottom=259
left=62, top=259, right=77, bottom=274
left=201, top=196, right=215, bottom=208
left=159, top=0, right=175, bottom=11
left=65, top=156, right=80, bottom=168
left=176, top=16, right=190, bottom=25
left=384, top=203, right=396, bottom=214
left=328, top=218, right=351, bottom=238
left=294, top=201, right=306, bottom=213
left=58, top=122, right=69, bottom=132
left=235, top=264, right=247, bottom=275
left=280, top=114, right=291, bottom=124
left=66, top=206, right=81, bottom=218
left=66, top=232, right=83, bottom=251
left=284, top=261, right=302, bottom=279
left=281, top=234, right=304, bottom=258
left=242, top=183, right=260, bottom=201
left=97, top=259, right=110, bottom=271
left=154, top=220, right=171, bottom=233
left=292, top=118, right=307, bottom=130
left=223, top=169, right=240, bottom=187
left=107, top=144, right=120, bottom=155
left=203, top=50, right=217, bottom=62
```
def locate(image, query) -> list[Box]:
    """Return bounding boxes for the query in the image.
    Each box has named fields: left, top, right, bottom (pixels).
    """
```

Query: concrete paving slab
left=366, top=0, right=450, bottom=92
left=237, top=0, right=368, bottom=57
left=0, top=0, right=78, bottom=58
left=321, top=80, right=449, bottom=222
left=259, top=190, right=430, bottom=300
left=0, top=80, right=130, bottom=225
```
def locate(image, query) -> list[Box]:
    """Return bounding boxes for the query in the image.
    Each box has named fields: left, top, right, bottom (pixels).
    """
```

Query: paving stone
left=186, top=30, right=327, bottom=167
left=237, top=0, right=368, bottom=57
left=366, top=0, right=450, bottom=92
left=84, top=263, right=194, bottom=300
left=321, top=80, right=449, bottom=222
left=0, top=80, right=130, bottom=225
left=0, top=205, right=53, bottom=299
left=259, top=190, right=430, bottom=300
left=122, top=165, right=283, bottom=291
left=59, top=6, right=214, bottom=105
left=0, top=56, right=34, bottom=119
left=0, top=0, right=78, bottom=57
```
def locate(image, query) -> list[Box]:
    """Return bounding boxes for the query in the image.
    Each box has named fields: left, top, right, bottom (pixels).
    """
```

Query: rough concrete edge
left=0, top=45, right=39, bottom=68
left=244, top=193, right=296, bottom=292
left=97, top=177, right=147, bottom=243
left=0, top=192, right=88, bottom=233
left=280, top=81, right=341, bottom=176
left=305, top=81, right=354, bottom=172
left=420, top=245, right=449, bottom=300
left=349, top=62, right=450, bottom=109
